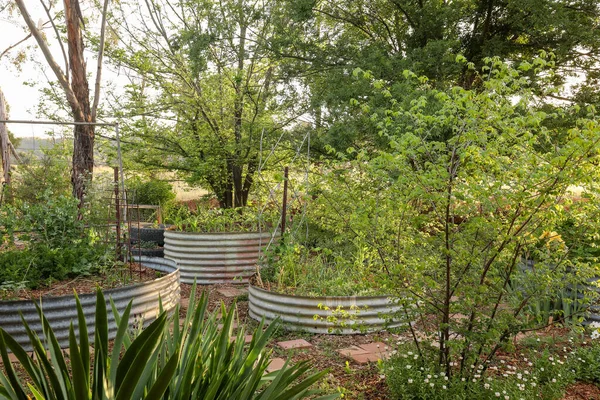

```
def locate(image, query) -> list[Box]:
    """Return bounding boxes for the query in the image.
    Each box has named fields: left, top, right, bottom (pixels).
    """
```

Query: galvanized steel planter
left=164, top=230, right=277, bottom=285
left=249, top=285, right=402, bottom=334
left=0, top=257, right=180, bottom=349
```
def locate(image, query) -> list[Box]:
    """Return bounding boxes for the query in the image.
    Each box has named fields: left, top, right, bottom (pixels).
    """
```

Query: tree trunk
left=64, top=0, right=94, bottom=205
left=71, top=123, right=94, bottom=203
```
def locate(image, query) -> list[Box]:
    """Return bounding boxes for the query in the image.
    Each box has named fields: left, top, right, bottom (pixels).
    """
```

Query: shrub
left=0, top=190, right=110, bottom=289
left=570, top=340, right=600, bottom=384
left=384, top=345, right=573, bottom=400
left=127, top=177, right=176, bottom=205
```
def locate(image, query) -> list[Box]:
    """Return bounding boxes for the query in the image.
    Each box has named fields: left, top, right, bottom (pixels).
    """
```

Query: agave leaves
left=0, top=284, right=338, bottom=400
left=151, top=283, right=338, bottom=400
left=0, top=290, right=176, bottom=400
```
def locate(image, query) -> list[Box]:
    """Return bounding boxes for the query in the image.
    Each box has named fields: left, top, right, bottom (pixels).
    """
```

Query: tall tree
left=13, top=0, right=110, bottom=205
left=271, top=0, right=600, bottom=153
left=108, top=0, right=305, bottom=208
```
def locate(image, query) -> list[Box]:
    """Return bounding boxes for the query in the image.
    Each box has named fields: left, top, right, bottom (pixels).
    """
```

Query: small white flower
left=406, top=365, right=412, bottom=369
left=552, top=379, right=556, bottom=383
left=495, top=392, right=501, bottom=397
left=442, top=385, right=447, bottom=390
left=484, top=383, right=490, bottom=389
left=424, top=379, right=429, bottom=383
left=408, top=379, right=413, bottom=384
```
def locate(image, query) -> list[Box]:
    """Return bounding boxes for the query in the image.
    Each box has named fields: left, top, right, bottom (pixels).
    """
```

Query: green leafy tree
left=270, top=0, right=600, bottom=154
left=107, top=0, right=306, bottom=208
left=314, top=57, right=600, bottom=381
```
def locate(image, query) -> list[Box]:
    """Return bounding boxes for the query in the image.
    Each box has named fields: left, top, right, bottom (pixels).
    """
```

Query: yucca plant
left=140, top=284, right=337, bottom=399
left=0, top=285, right=338, bottom=400
left=0, top=289, right=176, bottom=399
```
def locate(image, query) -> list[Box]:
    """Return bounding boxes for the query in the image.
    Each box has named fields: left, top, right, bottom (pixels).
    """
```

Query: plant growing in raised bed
left=163, top=206, right=279, bottom=284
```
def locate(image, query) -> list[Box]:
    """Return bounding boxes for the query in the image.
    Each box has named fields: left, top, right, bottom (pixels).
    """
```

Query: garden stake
left=114, top=167, right=122, bottom=262
left=281, top=166, right=288, bottom=241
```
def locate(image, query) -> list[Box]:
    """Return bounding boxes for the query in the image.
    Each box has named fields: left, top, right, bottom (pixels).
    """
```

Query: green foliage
left=384, top=345, right=574, bottom=400
left=273, top=0, right=600, bottom=156
left=152, top=285, right=337, bottom=399
left=127, top=177, right=176, bottom=206
left=0, top=290, right=177, bottom=400
left=310, top=57, right=600, bottom=380
left=260, top=243, right=385, bottom=296
left=107, top=0, right=306, bottom=208
left=167, top=206, right=276, bottom=233
left=0, top=286, right=338, bottom=400
left=0, top=191, right=110, bottom=289
left=8, top=142, right=72, bottom=203
left=571, top=340, right=600, bottom=384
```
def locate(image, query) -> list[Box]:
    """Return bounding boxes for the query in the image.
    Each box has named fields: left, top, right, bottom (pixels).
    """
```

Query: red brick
left=217, top=288, right=246, bottom=298
left=277, top=339, right=312, bottom=350
left=337, top=345, right=370, bottom=357
left=230, top=335, right=254, bottom=344
left=350, top=353, right=382, bottom=364
left=358, top=342, right=389, bottom=354
left=266, top=358, right=286, bottom=373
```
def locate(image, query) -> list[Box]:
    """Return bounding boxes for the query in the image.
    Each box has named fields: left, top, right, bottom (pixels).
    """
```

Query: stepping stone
left=217, top=288, right=247, bottom=298
left=230, top=334, right=254, bottom=344
left=350, top=353, right=383, bottom=364
left=277, top=339, right=312, bottom=350
left=217, top=322, right=238, bottom=330
left=337, top=345, right=370, bottom=357
left=358, top=342, right=388, bottom=354
left=266, top=358, right=286, bottom=373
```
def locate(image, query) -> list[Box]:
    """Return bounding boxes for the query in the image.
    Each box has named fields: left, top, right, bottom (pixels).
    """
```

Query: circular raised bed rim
left=248, top=285, right=402, bottom=334
left=0, top=257, right=180, bottom=349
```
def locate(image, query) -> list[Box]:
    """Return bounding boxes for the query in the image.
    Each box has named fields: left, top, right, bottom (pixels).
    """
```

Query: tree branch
left=14, top=0, right=83, bottom=121
left=91, top=0, right=110, bottom=121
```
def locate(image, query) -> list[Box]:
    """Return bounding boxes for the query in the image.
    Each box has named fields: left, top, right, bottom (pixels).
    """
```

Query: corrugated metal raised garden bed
left=0, top=257, right=180, bottom=349
left=164, top=230, right=277, bottom=284
left=248, top=285, right=401, bottom=334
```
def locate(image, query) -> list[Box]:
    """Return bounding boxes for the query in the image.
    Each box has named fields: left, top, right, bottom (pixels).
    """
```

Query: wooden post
left=281, top=166, right=289, bottom=239
left=0, top=89, right=10, bottom=185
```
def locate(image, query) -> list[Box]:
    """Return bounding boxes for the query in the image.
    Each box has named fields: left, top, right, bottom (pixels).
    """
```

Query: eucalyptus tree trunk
left=14, top=0, right=109, bottom=208
left=64, top=0, right=94, bottom=202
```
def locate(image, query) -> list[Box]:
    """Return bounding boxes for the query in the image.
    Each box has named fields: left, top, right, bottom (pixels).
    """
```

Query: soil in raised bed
left=3, top=263, right=163, bottom=301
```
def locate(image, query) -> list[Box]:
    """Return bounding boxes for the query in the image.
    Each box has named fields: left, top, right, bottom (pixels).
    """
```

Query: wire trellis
left=256, top=127, right=312, bottom=254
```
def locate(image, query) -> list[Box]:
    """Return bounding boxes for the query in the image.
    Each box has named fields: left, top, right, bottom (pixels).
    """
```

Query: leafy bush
left=167, top=206, right=276, bottom=233
left=384, top=345, right=573, bottom=400
left=260, top=243, right=385, bottom=296
left=314, top=57, right=600, bottom=381
left=0, top=286, right=337, bottom=400
left=571, top=340, right=600, bottom=384
left=0, top=190, right=109, bottom=289
left=7, top=143, right=72, bottom=203
left=127, top=177, right=176, bottom=205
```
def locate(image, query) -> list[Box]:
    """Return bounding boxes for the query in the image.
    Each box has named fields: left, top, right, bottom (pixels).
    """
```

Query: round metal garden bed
left=248, top=285, right=402, bottom=334
left=164, top=231, right=277, bottom=285
left=0, top=257, right=180, bottom=349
